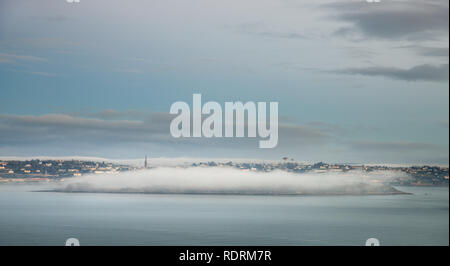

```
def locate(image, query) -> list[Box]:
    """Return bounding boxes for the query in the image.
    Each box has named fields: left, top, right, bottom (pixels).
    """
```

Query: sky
left=0, top=0, right=448, bottom=164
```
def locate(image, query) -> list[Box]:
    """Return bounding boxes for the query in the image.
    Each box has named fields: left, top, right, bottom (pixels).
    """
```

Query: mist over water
left=56, top=167, right=410, bottom=195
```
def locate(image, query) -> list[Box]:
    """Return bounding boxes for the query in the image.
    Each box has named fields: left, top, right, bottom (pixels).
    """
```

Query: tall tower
left=144, top=155, right=148, bottom=169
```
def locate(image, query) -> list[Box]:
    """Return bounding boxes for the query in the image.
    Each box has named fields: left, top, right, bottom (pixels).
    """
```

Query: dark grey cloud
left=351, top=140, right=443, bottom=152
left=0, top=52, right=47, bottom=64
left=307, top=121, right=380, bottom=136
left=416, top=47, right=449, bottom=57
left=84, top=109, right=149, bottom=120
left=394, top=45, right=449, bottom=57
left=23, top=71, right=57, bottom=77
left=250, top=31, right=308, bottom=40
left=438, top=120, right=449, bottom=129
left=0, top=112, right=446, bottom=163
left=233, top=22, right=310, bottom=40
left=0, top=112, right=329, bottom=157
left=326, top=0, right=449, bottom=40
left=413, top=46, right=449, bottom=57
left=30, top=15, right=71, bottom=23
left=336, top=64, right=449, bottom=82
left=349, top=140, right=449, bottom=164
left=0, top=113, right=171, bottom=147
left=340, top=46, right=378, bottom=59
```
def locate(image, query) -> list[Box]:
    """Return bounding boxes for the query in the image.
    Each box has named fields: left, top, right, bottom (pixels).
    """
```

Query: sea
left=0, top=184, right=448, bottom=246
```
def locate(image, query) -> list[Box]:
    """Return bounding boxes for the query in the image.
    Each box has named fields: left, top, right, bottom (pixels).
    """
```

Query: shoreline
left=35, top=189, right=412, bottom=196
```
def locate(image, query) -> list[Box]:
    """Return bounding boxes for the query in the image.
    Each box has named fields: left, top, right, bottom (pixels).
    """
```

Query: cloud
left=56, top=167, right=409, bottom=195
left=234, top=22, right=310, bottom=40
left=24, top=71, right=57, bottom=77
left=350, top=140, right=445, bottom=153
left=393, top=45, right=449, bottom=57
left=114, top=68, right=144, bottom=74
left=34, top=15, right=70, bottom=23
left=0, top=38, right=82, bottom=50
left=84, top=109, right=148, bottom=120
left=0, top=113, right=170, bottom=145
left=326, top=0, right=449, bottom=40
left=0, top=112, right=329, bottom=157
left=349, top=140, right=449, bottom=164
left=0, top=52, right=47, bottom=64
left=439, top=120, right=449, bottom=128
left=249, top=31, right=309, bottom=40
left=0, top=112, right=447, bottom=164
left=336, top=64, right=449, bottom=82
left=414, top=47, right=449, bottom=57
left=307, top=121, right=380, bottom=136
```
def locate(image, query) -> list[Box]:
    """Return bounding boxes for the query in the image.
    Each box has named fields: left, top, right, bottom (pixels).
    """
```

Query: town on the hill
left=0, top=158, right=448, bottom=186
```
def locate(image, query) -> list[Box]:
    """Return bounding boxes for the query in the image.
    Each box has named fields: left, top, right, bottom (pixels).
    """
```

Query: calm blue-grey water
left=0, top=184, right=448, bottom=246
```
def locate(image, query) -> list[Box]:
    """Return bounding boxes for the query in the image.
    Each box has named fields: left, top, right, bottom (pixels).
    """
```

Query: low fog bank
left=54, top=167, right=410, bottom=195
